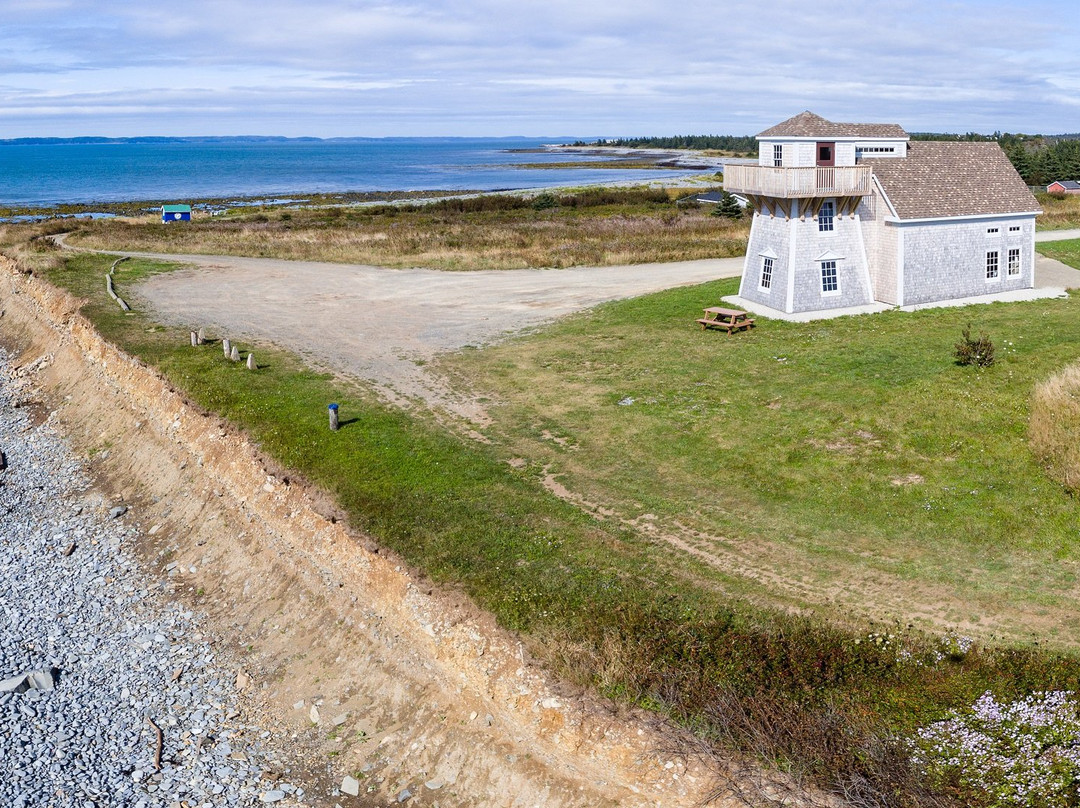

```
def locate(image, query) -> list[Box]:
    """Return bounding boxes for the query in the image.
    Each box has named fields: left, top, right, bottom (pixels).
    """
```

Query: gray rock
left=0, top=668, right=56, bottom=693
left=340, top=775, right=360, bottom=796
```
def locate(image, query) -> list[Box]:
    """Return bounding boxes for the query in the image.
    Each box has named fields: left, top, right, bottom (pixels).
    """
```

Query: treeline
left=569, top=134, right=758, bottom=153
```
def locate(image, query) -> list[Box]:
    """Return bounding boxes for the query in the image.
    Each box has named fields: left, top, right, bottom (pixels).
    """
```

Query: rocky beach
left=0, top=348, right=314, bottom=808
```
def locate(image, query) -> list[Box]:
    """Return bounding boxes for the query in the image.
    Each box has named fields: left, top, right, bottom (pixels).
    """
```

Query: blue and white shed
left=161, top=204, right=192, bottom=223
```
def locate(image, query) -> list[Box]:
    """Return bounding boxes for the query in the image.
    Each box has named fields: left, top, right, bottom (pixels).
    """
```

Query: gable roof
left=1049, top=179, right=1080, bottom=190
left=870, top=141, right=1040, bottom=219
left=757, top=111, right=907, bottom=140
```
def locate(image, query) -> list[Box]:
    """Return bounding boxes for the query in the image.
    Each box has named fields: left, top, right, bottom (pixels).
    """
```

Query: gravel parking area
left=0, top=349, right=310, bottom=808
left=128, top=253, right=744, bottom=419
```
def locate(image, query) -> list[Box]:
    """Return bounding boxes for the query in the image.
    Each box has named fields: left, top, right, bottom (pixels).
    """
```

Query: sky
left=1, top=0, right=1077, bottom=139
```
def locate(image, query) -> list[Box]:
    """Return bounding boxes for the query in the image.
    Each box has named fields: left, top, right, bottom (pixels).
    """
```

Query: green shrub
left=711, top=191, right=744, bottom=219
left=955, top=324, right=995, bottom=367
left=531, top=192, right=558, bottom=211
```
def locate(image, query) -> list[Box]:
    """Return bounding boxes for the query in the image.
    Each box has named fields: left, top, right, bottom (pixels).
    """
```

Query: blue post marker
left=328, top=403, right=340, bottom=431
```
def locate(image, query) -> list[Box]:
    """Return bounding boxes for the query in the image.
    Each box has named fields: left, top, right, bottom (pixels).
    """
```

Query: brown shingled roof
left=870, top=141, right=1040, bottom=219
left=757, top=111, right=908, bottom=139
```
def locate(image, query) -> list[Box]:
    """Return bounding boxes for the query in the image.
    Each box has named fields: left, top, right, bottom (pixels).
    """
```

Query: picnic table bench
left=697, top=307, right=755, bottom=334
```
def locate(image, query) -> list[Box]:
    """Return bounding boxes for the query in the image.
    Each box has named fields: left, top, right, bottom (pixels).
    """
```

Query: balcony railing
left=723, top=164, right=873, bottom=198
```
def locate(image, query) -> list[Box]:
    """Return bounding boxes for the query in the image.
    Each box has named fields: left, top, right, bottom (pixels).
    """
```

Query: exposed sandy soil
left=124, top=252, right=744, bottom=422
left=0, top=258, right=753, bottom=807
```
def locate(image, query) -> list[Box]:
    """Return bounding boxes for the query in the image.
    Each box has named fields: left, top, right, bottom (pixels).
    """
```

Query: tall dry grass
left=1030, top=361, right=1080, bottom=493
left=65, top=196, right=751, bottom=270
left=1035, top=192, right=1080, bottom=230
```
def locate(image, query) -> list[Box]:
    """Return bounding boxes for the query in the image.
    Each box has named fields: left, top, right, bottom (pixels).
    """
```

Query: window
left=1009, top=225, right=1021, bottom=233
left=986, top=227, right=999, bottom=236
left=821, top=260, right=839, bottom=294
left=773, top=145, right=783, bottom=167
left=855, top=146, right=896, bottom=157
left=760, top=256, right=774, bottom=290
left=986, top=251, right=999, bottom=280
left=1008, top=248, right=1021, bottom=277
left=818, top=200, right=834, bottom=232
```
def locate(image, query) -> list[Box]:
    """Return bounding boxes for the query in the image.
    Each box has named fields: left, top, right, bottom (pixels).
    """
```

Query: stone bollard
left=246, top=353, right=256, bottom=370
left=190, top=331, right=198, bottom=347
left=230, top=345, right=240, bottom=362
left=328, top=403, right=339, bottom=431
left=197, top=327, right=205, bottom=345
left=223, top=338, right=231, bottom=358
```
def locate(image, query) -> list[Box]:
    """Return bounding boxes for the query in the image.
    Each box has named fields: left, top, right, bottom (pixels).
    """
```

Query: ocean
left=0, top=137, right=692, bottom=207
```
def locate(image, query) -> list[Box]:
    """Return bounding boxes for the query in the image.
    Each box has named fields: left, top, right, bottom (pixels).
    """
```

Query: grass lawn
left=442, top=279, right=1080, bottom=644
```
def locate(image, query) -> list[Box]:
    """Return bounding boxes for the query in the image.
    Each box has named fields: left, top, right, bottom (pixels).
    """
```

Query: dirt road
left=129, top=253, right=744, bottom=420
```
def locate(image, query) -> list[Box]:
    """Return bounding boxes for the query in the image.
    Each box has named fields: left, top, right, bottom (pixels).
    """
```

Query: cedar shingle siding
left=729, top=112, right=1041, bottom=315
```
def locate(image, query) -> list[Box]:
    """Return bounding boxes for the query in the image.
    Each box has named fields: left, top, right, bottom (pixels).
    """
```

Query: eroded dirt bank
left=0, top=258, right=734, bottom=806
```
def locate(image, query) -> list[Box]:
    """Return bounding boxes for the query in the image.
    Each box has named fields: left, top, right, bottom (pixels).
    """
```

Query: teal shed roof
left=162, top=204, right=192, bottom=213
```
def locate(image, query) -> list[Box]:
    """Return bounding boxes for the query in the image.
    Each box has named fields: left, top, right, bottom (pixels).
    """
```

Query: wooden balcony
left=723, top=164, right=873, bottom=198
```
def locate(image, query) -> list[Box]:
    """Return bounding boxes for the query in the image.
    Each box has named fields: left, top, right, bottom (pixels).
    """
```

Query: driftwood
left=105, top=258, right=132, bottom=311
left=146, top=717, right=163, bottom=771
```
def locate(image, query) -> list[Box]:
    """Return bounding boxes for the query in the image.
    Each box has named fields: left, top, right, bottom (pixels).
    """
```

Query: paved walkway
left=1035, top=228, right=1080, bottom=243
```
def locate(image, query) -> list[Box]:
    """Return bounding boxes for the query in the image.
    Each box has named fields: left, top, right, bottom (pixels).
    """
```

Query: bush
left=955, top=324, right=995, bottom=367
left=531, top=193, right=558, bottom=211
left=711, top=191, right=744, bottom=219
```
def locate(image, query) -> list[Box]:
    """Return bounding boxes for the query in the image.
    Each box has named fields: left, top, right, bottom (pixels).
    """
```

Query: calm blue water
left=0, top=138, right=687, bottom=207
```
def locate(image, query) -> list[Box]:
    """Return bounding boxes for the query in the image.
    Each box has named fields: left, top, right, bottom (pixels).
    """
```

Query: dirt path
left=125, top=252, right=743, bottom=421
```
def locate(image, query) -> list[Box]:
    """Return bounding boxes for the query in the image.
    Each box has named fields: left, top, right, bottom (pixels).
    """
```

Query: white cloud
left=0, top=0, right=1075, bottom=136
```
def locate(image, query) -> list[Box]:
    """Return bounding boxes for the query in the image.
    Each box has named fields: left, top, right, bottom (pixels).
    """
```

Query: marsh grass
left=62, top=188, right=750, bottom=270
left=22, top=246, right=1080, bottom=808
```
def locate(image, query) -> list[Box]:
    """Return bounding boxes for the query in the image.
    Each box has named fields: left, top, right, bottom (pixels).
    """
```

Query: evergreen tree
left=713, top=191, right=744, bottom=219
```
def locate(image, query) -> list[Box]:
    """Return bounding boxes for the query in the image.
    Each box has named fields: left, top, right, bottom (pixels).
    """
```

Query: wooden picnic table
left=697, top=307, right=755, bottom=334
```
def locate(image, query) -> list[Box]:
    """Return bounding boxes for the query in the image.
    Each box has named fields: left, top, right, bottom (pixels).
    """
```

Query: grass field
left=440, top=278, right=1080, bottom=644
left=1035, top=191, right=1080, bottom=230
left=61, top=187, right=751, bottom=270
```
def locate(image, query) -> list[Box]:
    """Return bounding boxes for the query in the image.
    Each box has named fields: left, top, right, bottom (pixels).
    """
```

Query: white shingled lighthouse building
left=723, top=112, right=1041, bottom=316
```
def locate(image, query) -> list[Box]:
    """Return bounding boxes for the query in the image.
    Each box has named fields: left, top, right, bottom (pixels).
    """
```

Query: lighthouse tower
left=724, top=111, right=908, bottom=315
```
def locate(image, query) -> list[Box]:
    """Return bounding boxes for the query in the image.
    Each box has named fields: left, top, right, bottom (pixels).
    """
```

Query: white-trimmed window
left=855, top=146, right=896, bottom=157
left=818, top=200, right=835, bottom=232
left=986, top=227, right=1000, bottom=236
left=1009, top=225, right=1021, bottom=233
left=820, top=260, right=839, bottom=294
left=986, top=250, right=999, bottom=280
left=1008, top=248, right=1021, bottom=277
left=773, top=144, right=783, bottom=167
left=760, top=256, right=774, bottom=290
